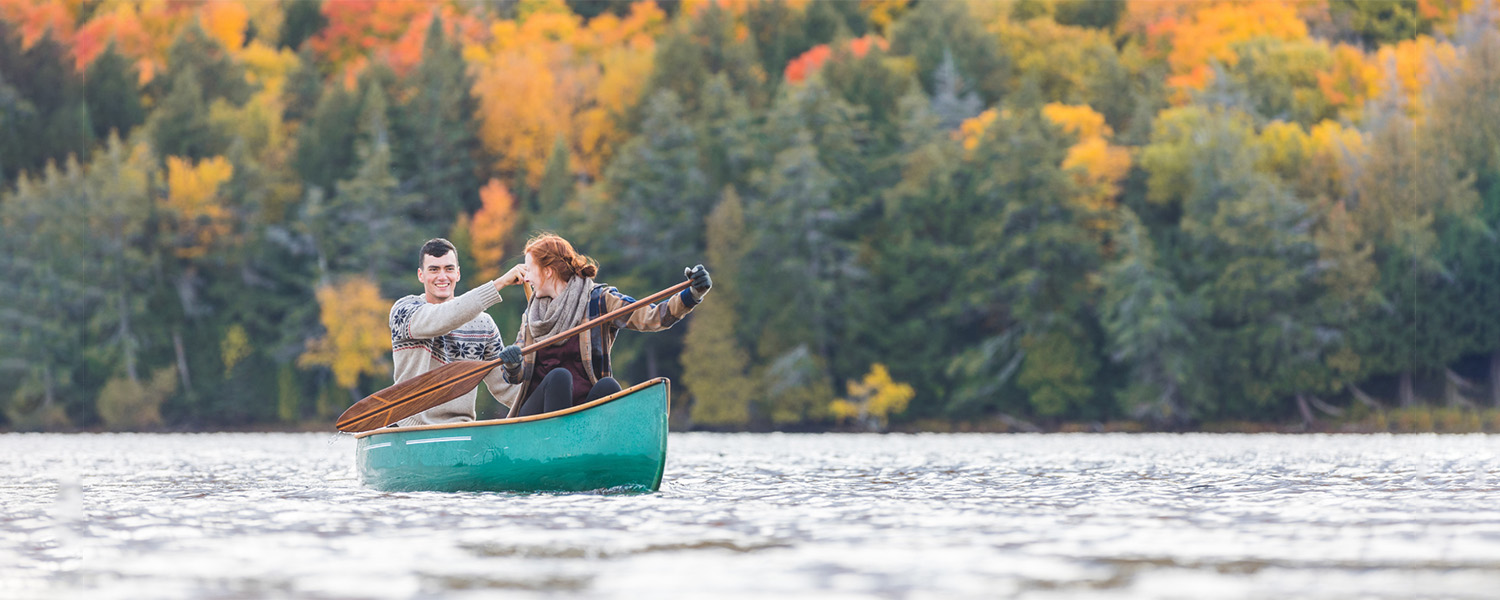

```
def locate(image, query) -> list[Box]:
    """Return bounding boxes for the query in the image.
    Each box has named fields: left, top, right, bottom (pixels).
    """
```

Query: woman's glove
left=685, top=264, right=712, bottom=300
left=499, top=344, right=523, bottom=367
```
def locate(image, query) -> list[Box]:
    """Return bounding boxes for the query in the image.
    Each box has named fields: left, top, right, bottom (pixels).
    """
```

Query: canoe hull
left=355, top=378, right=668, bottom=493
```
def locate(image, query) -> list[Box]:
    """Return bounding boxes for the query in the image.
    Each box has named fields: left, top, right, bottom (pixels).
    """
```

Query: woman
left=498, top=233, right=712, bottom=417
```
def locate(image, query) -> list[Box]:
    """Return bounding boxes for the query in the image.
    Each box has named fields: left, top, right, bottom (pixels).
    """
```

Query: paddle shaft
left=521, top=279, right=692, bottom=356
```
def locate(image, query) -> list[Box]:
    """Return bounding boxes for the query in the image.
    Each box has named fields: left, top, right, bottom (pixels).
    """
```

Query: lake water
left=3, top=432, right=1499, bottom=599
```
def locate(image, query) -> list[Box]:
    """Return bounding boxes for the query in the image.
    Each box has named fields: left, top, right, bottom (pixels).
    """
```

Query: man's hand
left=499, top=344, right=523, bottom=367
left=684, top=264, right=712, bottom=300
left=497, top=263, right=527, bottom=288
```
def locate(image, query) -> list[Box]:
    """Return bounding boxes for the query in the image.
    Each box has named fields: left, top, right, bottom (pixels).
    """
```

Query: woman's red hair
left=525, top=233, right=598, bottom=282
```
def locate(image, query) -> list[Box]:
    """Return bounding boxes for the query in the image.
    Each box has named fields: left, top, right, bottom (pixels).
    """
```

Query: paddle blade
left=335, top=360, right=499, bottom=432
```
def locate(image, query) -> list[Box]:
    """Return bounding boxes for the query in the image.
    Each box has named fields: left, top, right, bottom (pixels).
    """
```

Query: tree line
left=2, top=0, right=1499, bottom=432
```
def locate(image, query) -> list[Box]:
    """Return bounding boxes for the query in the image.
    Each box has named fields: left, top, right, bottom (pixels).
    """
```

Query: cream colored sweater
left=387, top=281, right=515, bottom=427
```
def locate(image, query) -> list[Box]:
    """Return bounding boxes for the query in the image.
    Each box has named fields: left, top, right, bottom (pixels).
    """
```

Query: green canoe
left=354, top=378, right=669, bottom=493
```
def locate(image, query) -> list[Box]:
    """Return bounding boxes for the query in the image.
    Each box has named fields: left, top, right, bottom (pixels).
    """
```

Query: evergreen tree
left=929, top=49, right=983, bottom=131
left=696, top=74, right=758, bottom=191
left=956, top=99, right=1104, bottom=418
left=294, top=80, right=361, bottom=193
left=599, top=91, right=713, bottom=280
left=535, top=135, right=574, bottom=227
left=866, top=89, right=979, bottom=418
left=150, top=68, right=225, bottom=161
left=280, top=0, right=328, bottom=51
left=646, top=2, right=768, bottom=116
left=1428, top=25, right=1500, bottom=405
left=0, top=26, right=90, bottom=184
left=395, top=16, right=481, bottom=228
left=1101, top=207, right=1197, bottom=425
left=1348, top=101, right=1480, bottom=407
left=681, top=188, right=755, bottom=427
left=306, top=84, right=421, bottom=297
left=889, top=0, right=1011, bottom=105
left=83, top=43, right=145, bottom=142
left=1054, top=0, right=1125, bottom=30
left=282, top=47, right=324, bottom=125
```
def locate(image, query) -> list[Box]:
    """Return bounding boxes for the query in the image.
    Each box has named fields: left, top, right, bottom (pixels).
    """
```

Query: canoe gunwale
left=352, top=377, right=670, bottom=439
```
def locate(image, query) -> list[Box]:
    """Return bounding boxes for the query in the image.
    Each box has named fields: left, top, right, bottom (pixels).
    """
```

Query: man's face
left=418, top=251, right=461, bottom=303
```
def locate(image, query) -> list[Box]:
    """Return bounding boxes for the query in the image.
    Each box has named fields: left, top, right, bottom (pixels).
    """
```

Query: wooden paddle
left=335, top=279, right=694, bottom=432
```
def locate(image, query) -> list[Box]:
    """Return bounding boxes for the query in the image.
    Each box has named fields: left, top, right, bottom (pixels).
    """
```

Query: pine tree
left=681, top=188, right=755, bottom=427
left=0, top=25, right=90, bottom=184
left=1102, top=207, right=1197, bottom=425
left=83, top=43, right=145, bottom=142
left=929, top=49, right=983, bottom=131
left=395, top=16, right=481, bottom=228
left=308, top=84, right=421, bottom=297
left=889, top=0, right=1011, bottom=105
left=958, top=100, right=1104, bottom=418
left=600, top=91, right=713, bottom=278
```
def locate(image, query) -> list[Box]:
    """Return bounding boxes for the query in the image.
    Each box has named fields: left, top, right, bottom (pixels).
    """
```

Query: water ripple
left=3, top=432, right=1500, bottom=598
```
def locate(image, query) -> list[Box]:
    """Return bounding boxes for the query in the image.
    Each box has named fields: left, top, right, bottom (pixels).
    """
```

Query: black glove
left=685, top=264, right=712, bottom=299
left=499, top=344, right=523, bottom=367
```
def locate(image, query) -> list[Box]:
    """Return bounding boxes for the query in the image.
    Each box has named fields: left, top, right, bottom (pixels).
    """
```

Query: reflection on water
left=3, top=432, right=1499, bottom=598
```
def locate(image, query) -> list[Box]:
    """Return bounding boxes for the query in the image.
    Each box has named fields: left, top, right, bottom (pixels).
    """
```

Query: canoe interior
left=355, top=378, right=669, bottom=493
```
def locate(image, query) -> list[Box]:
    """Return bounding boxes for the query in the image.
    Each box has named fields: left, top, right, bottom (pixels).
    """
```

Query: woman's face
left=524, top=252, right=561, bottom=297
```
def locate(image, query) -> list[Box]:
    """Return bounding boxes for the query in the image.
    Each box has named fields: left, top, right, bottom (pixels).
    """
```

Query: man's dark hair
left=419, top=238, right=457, bottom=267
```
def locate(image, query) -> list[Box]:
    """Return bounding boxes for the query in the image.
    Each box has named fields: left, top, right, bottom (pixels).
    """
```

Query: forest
left=3, top=0, right=1500, bottom=433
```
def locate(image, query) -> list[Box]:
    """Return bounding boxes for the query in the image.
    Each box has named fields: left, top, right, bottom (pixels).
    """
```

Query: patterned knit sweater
left=388, top=281, right=514, bottom=427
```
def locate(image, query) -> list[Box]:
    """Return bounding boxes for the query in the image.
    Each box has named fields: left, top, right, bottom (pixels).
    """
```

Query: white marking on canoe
left=364, top=442, right=392, bottom=450
left=405, top=436, right=472, bottom=445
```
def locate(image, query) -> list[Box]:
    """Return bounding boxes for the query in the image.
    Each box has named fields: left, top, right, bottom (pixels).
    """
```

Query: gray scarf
left=525, top=276, right=592, bottom=344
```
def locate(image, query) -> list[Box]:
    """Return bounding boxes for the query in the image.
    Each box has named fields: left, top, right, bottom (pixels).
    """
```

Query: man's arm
left=395, top=283, right=505, bottom=340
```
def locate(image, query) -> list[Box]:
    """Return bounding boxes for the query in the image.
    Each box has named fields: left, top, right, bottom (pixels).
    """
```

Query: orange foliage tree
left=1152, top=1, right=1310, bottom=102
left=468, top=178, right=519, bottom=281
left=470, top=0, right=665, bottom=186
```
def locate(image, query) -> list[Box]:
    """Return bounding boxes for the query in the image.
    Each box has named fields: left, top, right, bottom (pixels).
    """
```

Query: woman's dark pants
left=517, top=369, right=622, bottom=417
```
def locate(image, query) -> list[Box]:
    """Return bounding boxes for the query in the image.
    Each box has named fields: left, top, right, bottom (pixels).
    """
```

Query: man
left=388, top=238, right=524, bottom=426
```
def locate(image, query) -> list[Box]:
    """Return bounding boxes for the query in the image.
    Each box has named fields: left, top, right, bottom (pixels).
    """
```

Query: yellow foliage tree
left=221, top=323, right=250, bottom=377
left=830, top=363, right=915, bottom=432
left=1318, top=43, right=1380, bottom=119
left=200, top=1, right=248, bottom=51
left=1375, top=36, right=1459, bottom=118
left=1043, top=103, right=1131, bottom=235
left=163, top=155, right=234, bottom=258
left=299, top=276, right=392, bottom=392
left=957, top=108, right=999, bottom=154
left=97, top=367, right=177, bottom=431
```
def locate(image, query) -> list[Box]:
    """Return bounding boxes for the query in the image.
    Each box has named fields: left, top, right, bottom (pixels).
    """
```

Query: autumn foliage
left=7, top=0, right=1500, bottom=432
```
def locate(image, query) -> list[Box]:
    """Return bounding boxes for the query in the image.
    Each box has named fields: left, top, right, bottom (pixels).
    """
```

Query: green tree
left=0, top=25, right=90, bottom=185
left=1348, top=101, right=1480, bottom=407
left=1330, top=0, right=1431, bottom=47
left=1428, top=24, right=1500, bottom=405
left=1054, top=0, right=1125, bottom=30
left=394, top=16, right=481, bottom=227
left=279, top=0, right=328, bottom=51
left=957, top=99, right=1104, bottom=418
left=599, top=91, right=713, bottom=279
left=306, top=83, right=421, bottom=297
left=889, top=0, right=1011, bottom=105
left=646, top=2, right=768, bottom=116
left=1101, top=207, right=1197, bottom=425
left=83, top=43, right=145, bottom=142
left=682, top=188, right=755, bottom=427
